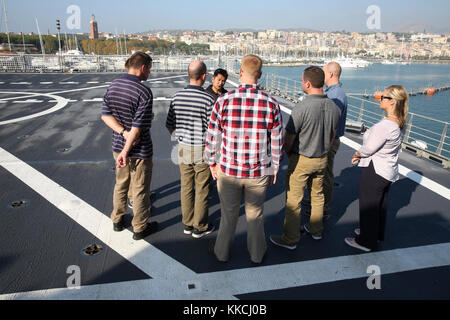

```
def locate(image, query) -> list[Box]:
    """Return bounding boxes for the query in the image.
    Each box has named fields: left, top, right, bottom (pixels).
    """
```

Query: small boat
left=374, top=91, right=383, bottom=100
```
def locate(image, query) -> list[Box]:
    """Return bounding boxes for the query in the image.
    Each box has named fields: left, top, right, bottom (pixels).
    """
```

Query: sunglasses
left=381, top=95, right=394, bottom=101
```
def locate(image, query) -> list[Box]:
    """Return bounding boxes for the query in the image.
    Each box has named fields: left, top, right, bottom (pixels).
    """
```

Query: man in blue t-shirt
left=322, top=62, right=348, bottom=218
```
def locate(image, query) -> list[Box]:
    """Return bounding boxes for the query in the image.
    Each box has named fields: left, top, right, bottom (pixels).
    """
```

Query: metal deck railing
left=0, top=53, right=241, bottom=73
left=259, top=73, right=450, bottom=168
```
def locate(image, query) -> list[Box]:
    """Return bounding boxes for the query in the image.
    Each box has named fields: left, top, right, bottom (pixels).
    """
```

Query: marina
left=0, top=70, right=449, bottom=300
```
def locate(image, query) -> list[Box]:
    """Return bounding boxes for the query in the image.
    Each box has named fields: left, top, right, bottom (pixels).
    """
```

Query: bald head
left=323, top=62, right=342, bottom=87
left=240, top=55, right=262, bottom=80
left=326, top=62, right=342, bottom=78
left=188, top=60, right=207, bottom=81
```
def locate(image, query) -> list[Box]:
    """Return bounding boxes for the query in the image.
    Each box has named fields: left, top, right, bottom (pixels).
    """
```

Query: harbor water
left=262, top=63, right=450, bottom=123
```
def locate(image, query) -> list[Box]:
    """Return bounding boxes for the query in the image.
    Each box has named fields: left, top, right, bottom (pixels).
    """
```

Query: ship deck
left=0, top=72, right=449, bottom=301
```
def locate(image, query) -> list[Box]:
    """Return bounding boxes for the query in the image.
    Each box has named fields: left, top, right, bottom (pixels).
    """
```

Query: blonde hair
left=386, top=85, right=409, bottom=130
left=241, top=55, right=262, bottom=79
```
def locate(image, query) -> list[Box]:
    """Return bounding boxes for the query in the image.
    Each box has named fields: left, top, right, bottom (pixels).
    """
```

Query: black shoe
left=113, top=219, right=125, bottom=232
left=133, top=222, right=158, bottom=240
left=192, top=224, right=215, bottom=239
left=184, top=225, right=194, bottom=235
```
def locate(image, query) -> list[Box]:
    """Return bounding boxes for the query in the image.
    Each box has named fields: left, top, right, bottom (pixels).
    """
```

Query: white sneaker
left=344, top=237, right=371, bottom=252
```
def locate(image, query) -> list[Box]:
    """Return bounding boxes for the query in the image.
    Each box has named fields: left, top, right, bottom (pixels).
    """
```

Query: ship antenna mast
left=35, top=17, right=45, bottom=56
left=2, top=0, right=11, bottom=51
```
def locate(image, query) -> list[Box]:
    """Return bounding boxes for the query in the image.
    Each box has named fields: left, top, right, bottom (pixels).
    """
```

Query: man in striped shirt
left=166, top=60, right=216, bottom=238
left=101, top=51, right=158, bottom=241
left=205, top=55, right=283, bottom=264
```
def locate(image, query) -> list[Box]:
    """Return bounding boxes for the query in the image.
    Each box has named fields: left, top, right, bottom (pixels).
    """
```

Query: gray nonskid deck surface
left=0, top=73, right=449, bottom=299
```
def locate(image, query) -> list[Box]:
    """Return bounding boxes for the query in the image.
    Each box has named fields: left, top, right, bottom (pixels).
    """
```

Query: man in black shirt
left=206, top=68, right=228, bottom=101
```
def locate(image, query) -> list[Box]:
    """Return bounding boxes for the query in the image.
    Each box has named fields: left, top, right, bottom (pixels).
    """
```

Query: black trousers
left=356, top=161, right=392, bottom=250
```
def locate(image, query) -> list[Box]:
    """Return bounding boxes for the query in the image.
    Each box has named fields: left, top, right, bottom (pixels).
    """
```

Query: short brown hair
left=241, top=55, right=262, bottom=78
left=303, top=66, right=324, bottom=88
left=125, top=51, right=152, bottom=70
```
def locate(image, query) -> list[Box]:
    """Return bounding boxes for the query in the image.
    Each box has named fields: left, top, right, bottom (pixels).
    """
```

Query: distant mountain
left=395, top=23, right=450, bottom=35
left=137, top=27, right=321, bottom=34
left=279, top=27, right=321, bottom=33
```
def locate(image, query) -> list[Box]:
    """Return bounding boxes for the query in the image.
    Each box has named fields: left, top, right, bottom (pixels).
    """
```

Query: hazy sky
left=2, top=0, right=450, bottom=34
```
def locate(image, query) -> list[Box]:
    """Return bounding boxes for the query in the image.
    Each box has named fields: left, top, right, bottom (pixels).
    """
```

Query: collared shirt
left=101, top=74, right=153, bottom=159
left=166, top=85, right=215, bottom=147
left=205, top=84, right=283, bottom=178
left=205, top=85, right=228, bottom=101
left=325, top=82, right=347, bottom=138
left=285, top=94, right=341, bottom=158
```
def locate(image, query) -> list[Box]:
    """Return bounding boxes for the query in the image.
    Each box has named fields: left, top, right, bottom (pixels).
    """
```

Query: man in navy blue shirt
left=322, top=62, right=348, bottom=218
left=101, top=51, right=158, bottom=240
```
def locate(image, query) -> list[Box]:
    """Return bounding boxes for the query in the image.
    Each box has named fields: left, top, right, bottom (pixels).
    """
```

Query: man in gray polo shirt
left=270, top=66, right=341, bottom=249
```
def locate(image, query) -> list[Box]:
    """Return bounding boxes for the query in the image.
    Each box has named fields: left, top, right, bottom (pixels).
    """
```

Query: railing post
left=265, top=73, right=268, bottom=89
left=404, top=114, right=414, bottom=142
left=285, top=78, right=289, bottom=95
left=358, top=100, right=365, bottom=122
left=293, top=81, right=297, bottom=98
left=437, top=123, right=448, bottom=156
left=277, top=76, right=281, bottom=92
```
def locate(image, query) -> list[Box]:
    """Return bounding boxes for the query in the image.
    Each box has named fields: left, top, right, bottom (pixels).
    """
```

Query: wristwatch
left=119, top=128, right=125, bottom=137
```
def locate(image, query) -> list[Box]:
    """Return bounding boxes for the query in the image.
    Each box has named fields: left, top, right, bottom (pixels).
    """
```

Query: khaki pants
left=111, top=152, right=153, bottom=233
left=282, top=154, right=328, bottom=244
left=214, top=167, right=269, bottom=263
left=178, top=144, right=211, bottom=232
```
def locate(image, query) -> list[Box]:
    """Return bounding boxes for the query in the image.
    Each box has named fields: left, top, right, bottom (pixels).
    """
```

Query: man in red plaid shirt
left=204, top=55, right=283, bottom=264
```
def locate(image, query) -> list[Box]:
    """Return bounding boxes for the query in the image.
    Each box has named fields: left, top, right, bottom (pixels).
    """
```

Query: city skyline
left=2, top=0, right=450, bottom=35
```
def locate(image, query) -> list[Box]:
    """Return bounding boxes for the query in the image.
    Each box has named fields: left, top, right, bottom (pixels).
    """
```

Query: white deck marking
left=49, top=99, right=77, bottom=103
left=59, top=81, right=79, bottom=85
left=40, top=82, right=53, bottom=84
left=0, top=92, right=69, bottom=126
left=148, top=75, right=187, bottom=82
left=10, top=82, right=31, bottom=85
left=82, top=98, right=103, bottom=102
left=86, top=81, right=99, bottom=84
left=13, top=99, right=44, bottom=103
